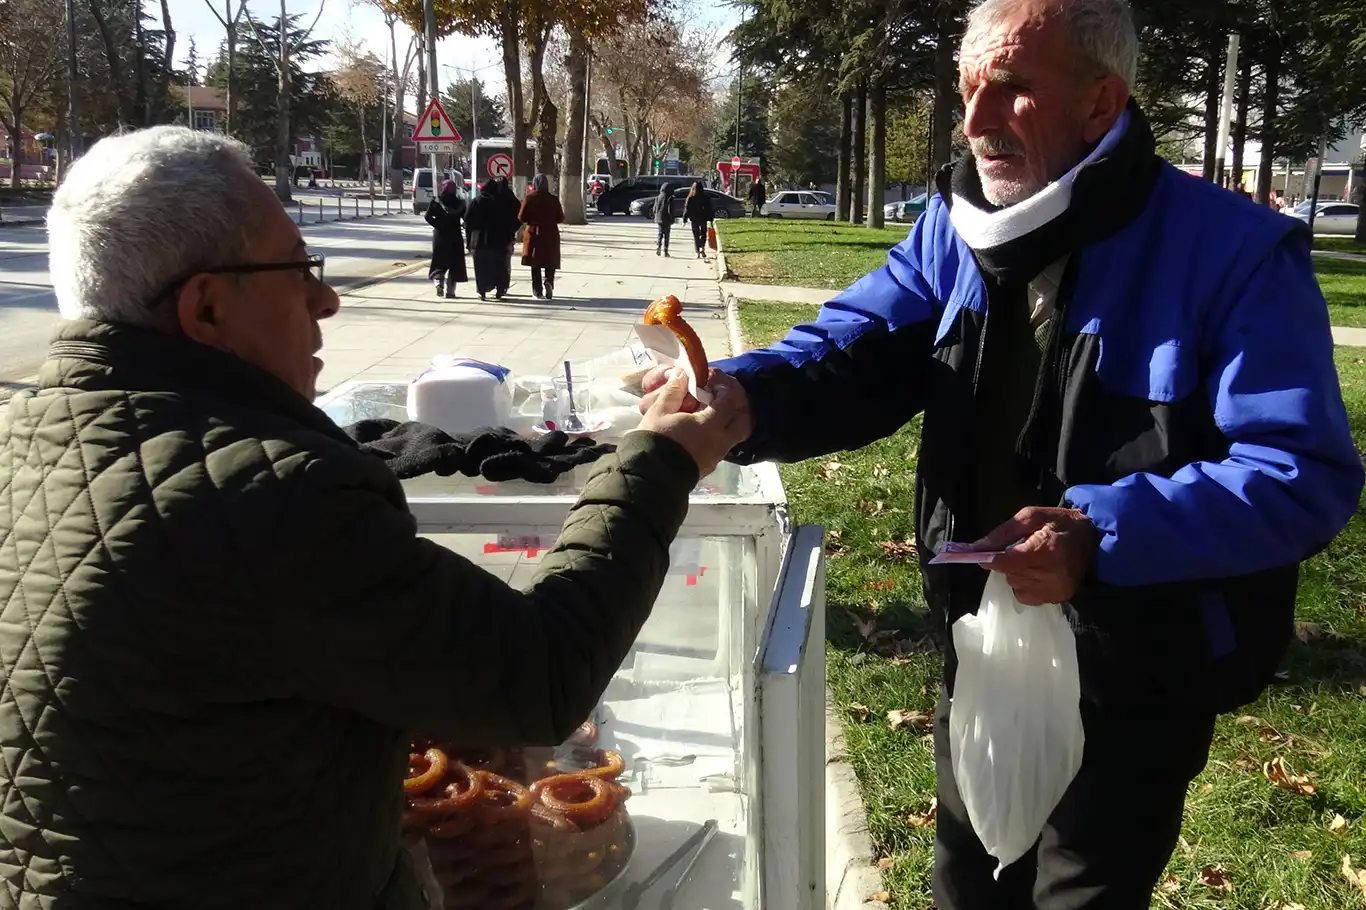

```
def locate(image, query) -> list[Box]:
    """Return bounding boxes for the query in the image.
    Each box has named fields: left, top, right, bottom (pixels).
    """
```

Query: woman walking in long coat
left=424, top=180, right=468, bottom=297
left=683, top=181, right=714, bottom=261
left=518, top=173, right=565, bottom=300
left=464, top=180, right=517, bottom=300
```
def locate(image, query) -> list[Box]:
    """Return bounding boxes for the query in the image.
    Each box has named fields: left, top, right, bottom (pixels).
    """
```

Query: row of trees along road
left=730, top=0, right=1366, bottom=241
left=1, top=0, right=181, bottom=189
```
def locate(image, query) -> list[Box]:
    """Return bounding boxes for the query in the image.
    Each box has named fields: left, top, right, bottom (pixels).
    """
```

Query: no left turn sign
left=488, top=153, right=513, bottom=178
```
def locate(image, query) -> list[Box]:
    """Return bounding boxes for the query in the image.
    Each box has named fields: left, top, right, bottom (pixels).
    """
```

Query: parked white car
left=1289, top=201, right=1359, bottom=235
left=412, top=168, right=463, bottom=214
left=763, top=190, right=837, bottom=220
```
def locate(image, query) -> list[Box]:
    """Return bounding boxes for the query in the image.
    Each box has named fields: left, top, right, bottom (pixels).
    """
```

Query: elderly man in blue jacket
left=646, top=0, right=1363, bottom=905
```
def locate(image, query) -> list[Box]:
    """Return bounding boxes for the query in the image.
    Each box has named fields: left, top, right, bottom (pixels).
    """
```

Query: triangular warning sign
left=413, top=98, right=462, bottom=143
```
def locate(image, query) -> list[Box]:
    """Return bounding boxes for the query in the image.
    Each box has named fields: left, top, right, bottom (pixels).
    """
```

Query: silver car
left=1290, top=201, right=1359, bottom=235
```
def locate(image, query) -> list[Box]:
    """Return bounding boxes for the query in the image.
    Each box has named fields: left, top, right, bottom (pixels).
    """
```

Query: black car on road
left=629, top=187, right=746, bottom=220
left=596, top=176, right=706, bottom=215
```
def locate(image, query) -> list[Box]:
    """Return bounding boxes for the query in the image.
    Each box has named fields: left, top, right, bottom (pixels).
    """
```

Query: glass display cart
left=317, top=381, right=827, bottom=910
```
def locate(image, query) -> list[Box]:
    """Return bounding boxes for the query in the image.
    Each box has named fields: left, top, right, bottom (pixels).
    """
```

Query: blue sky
left=169, top=0, right=742, bottom=106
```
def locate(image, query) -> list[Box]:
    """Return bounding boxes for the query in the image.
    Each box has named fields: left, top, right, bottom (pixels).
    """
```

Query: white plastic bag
left=949, top=571, right=1085, bottom=876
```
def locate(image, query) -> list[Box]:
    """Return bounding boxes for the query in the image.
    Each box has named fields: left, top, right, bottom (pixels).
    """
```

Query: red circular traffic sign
left=488, top=153, right=513, bottom=178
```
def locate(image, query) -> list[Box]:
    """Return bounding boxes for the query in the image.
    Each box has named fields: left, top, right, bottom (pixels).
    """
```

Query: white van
left=412, top=168, right=463, bottom=214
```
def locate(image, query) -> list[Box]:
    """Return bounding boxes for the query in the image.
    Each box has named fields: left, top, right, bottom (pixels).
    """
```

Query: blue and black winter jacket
left=715, top=155, right=1363, bottom=712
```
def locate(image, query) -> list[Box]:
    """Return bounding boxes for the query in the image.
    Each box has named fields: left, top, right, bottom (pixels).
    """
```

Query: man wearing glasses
left=0, top=126, right=751, bottom=907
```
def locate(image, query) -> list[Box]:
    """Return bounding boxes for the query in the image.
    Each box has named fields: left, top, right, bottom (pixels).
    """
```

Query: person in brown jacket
left=518, top=173, right=564, bottom=299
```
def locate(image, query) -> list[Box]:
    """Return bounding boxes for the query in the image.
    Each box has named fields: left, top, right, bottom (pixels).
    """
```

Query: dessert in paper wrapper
left=635, top=295, right=714, bottom=405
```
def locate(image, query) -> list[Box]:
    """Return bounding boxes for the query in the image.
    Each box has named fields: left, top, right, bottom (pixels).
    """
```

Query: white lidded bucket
left=407, top=358, right=513, bottom=435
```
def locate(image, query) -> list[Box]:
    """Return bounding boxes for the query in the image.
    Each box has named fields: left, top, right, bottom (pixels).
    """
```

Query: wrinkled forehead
left=959, top=5, right=1070, bottom=86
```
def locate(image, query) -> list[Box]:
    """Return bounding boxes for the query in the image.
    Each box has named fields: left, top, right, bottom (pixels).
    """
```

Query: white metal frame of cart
left=317, top=381, right=827, bottom=910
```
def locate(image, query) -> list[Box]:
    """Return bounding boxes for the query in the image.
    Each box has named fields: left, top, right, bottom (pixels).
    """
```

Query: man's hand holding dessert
left=637, top=368, right=751, bottom=477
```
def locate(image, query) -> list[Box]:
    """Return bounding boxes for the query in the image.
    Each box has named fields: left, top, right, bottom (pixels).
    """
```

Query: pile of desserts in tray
left=403, top=719, right=632, bottom=909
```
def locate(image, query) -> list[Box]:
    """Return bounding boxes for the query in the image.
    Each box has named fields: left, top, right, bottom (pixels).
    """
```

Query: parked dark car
left=629, top=187, right=746, bottom=220
left=596, top=176, right=705, bottom=215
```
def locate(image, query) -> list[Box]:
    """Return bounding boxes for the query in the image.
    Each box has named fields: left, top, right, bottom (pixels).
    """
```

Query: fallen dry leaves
left=1290, top=850, right=1314, bottom=861
left=1159, top=873, right=1180, bottom=895
left=826, top=530, right=848, bottom=558
left=816, top=460, right=844, bottom=480
left=864, top=890, right=890, bottom=904
left=1264, top=756, right=1316, bottom=796
left=1295, top=620, right=1348, bottom=647
left=1331, top=814, right=1350, bottom=834
left=876, top=857, right=893, bottom=871
left=860, top=499, right=886, bottom=516
left=1200, top=865, right=1234, bottom=893
left=877, top=539, right=918, bottom=560
left=1342, top=854, right=1366, bottom=898
left=846, top=703, right=871, bottom=723
left=1265, top=902, right=1307, bottom=910
left=886, top=709, right=932, bottom=733
left=906, top=797, right=938, bottom=828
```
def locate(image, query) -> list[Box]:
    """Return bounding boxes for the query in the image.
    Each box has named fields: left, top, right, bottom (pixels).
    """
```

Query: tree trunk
left=6, top=116, right=22, bottom=190
left=836, top=90, right=852, bottom=221
left=1201, top=42, right=1221, bottom=182
left=867, top=82, right=886, bottom=228
left=134, top=8, right=148, bottom=126
left=88, top=0, right=132, bottom=126
left=1229, top=56, right=1251, bottom=193
left=1254, top=42, right=1280, bottom=206
left=1356, top=196, right=1366, bottom=244
left=226, top=9, right=238, bottom=136
left=559, top=34, right=588, bottom=224
left=932, top=17, right=955, bottom=172
left=527, top=19, right=555, bottom=179
left=154, top=0, right=176, bottom=123
left=851, top=80, right=866, bottom=225
left=498, top=7, right=527, bottom=190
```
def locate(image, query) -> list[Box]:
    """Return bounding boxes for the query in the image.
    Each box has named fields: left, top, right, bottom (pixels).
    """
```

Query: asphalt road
left=0, top=213, right=433, bottom=392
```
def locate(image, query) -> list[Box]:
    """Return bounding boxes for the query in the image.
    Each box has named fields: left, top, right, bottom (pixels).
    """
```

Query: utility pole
left=734, top=8, right=744, bottom=159
left=1213, top=32, right=1239, bottom=186
left=380, top=37, right=388, bottom=198
left=1306, top=134, right=1327, bottom=238
left=423, top=0, right=438, bottom=178
left=66, top=0, right=81, bottom=157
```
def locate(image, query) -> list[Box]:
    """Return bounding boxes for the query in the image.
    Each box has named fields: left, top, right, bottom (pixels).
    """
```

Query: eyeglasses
left=150, top=253, right=326, bottom=308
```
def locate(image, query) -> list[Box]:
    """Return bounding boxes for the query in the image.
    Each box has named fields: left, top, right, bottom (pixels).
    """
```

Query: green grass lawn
left=1318, top=258, right=1366, bottom=328
left=1315, top=237, right=1366, bottom=256
left=724, top=221, right=1366, bottom=330
left=737, top=298, right=1366, bottom=909
left=718, top=218, right=911, bottom=289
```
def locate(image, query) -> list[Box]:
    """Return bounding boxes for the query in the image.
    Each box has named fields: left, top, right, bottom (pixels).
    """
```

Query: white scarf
left=949, top=110, right=1132, bottom=251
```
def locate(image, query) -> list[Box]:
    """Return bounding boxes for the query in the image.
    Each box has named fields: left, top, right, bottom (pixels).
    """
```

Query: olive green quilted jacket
left=0, top=320, right=698, bottom=909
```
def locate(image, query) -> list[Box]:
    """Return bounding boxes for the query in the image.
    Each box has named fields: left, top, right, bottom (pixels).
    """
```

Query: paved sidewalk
left=1313, top=248, right=1366, bottom=262
left=317, top=219, right=729, bottom=394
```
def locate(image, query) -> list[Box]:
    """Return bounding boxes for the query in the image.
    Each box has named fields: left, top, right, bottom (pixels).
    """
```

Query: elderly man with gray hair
left=0, top=126, right=750, bottom=906
left=643, top=0, right=1362, bottom=905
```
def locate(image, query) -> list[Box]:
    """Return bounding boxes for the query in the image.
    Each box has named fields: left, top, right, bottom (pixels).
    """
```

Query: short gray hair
left=532, top=173, right=552, bottom=194
left=966, top=0, right=1138, bottom=86
left=48, top=126, right=264, bottom=331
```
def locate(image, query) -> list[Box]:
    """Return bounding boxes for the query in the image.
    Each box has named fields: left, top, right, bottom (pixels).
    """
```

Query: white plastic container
left=407, top=359, right=513, bottom=435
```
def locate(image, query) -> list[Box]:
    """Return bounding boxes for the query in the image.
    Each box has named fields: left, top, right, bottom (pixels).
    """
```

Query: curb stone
left=723, top=292, right=745, bottom=357
left=720, top=272, right=887, bottom=910
left=825, top=692, right=889, bottom=909
left=714, top=226, right=728, bottom=281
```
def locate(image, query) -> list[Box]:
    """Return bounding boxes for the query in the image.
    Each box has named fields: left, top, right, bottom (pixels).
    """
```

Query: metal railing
left=291, top=192, right=402, bottom=226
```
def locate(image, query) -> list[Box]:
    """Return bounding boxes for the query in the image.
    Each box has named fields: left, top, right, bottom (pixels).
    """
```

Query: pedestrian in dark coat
left=683, top=181, right=714, bottom=260
left=747, top=179, right=767, bottom=217
left=653, top=182, right=674, bottom=256
left=464, top=180, right=516, bottom=300
left=518, top=173, right=565, bottom=299
left=496, top=177, right=521, bottom=282
left=424, top=180, right=467, bottom=298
